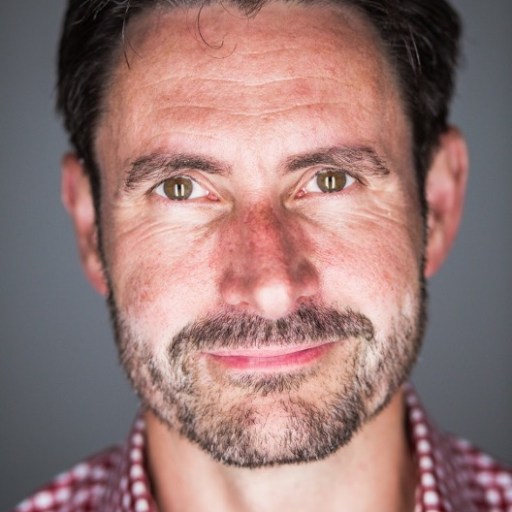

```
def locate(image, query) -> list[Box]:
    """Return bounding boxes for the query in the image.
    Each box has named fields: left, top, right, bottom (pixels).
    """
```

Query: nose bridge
left=220, top=201, right=319, bottom=319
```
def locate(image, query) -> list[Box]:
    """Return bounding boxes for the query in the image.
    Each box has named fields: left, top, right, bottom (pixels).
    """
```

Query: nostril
left=220, top=272, right=249, bottom=309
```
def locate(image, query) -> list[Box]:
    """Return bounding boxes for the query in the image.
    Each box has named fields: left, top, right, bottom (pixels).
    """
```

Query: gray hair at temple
left=57, top=0, right=461, bottom=216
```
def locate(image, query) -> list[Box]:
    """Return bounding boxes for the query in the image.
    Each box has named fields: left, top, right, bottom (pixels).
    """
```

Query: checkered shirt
left=12, top=387, right=512, bottom=511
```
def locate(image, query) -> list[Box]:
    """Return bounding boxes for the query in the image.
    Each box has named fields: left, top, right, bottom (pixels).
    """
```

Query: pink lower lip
left=205, top=343, right=335, bottom=371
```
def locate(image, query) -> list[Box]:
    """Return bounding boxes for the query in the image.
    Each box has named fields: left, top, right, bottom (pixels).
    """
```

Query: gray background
left=1, top=0, right=510, bottom=509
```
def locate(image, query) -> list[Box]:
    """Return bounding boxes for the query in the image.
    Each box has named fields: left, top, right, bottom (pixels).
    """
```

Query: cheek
left=305, top=200, right=423, bottom=318
left=104, top=218, right=222, bottom=336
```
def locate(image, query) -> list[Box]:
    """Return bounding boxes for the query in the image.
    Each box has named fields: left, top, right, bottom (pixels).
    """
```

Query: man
left=13, top=0, right=511, bottom=511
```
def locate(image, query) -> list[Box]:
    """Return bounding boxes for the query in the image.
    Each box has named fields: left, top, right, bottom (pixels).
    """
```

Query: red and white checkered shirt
left=12, top=387, right=512, bottom=512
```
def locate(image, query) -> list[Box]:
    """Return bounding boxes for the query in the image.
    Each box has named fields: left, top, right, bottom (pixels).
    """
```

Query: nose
left=219, top=204, right=319, bottom=320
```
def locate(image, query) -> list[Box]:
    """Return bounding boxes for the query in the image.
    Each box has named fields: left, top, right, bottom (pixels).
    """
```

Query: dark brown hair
left=57, top=0, right=461, bottom=215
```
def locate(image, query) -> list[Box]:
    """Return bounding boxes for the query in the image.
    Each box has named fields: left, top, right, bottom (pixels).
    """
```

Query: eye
left=155, top=176, right=209, bottom=201
left=303, top=169, right=355, bottom=195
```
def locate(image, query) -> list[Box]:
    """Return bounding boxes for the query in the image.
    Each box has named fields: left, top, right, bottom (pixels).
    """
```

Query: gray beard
left=107, top=290, right=426, bottom=468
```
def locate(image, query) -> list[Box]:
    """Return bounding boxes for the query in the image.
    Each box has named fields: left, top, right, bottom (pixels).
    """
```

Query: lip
left=204, top=342, right=335, bottom=371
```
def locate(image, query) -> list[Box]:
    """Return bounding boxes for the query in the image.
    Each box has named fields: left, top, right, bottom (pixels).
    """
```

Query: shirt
left=12, top=387, right=512, bottom=512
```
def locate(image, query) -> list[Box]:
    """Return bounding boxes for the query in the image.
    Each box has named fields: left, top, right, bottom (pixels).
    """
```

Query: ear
left=61, top=153, right=108, bottom=295
left=424, top=127, right=469, bottom=278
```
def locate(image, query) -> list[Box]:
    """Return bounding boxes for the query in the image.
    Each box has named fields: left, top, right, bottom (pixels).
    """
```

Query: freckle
left=139, top=287, right=151, bottom=303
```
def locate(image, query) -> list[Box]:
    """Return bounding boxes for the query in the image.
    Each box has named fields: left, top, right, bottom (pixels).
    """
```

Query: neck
left=145, top=388, right=416, bottom=512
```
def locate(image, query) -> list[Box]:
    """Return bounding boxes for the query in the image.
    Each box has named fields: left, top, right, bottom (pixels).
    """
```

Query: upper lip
left=203, top=342, right=331, bottom=358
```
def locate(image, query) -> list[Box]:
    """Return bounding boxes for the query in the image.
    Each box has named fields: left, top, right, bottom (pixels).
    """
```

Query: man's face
left=91, top=3, right=425, bottom=466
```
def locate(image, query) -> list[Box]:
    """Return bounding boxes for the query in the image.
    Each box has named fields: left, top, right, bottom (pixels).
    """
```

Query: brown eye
left=316, top=169, right=348, bottom=193
left=155, top=175, right=211, bottom=202
left=162, top=176, right=194, bottom=200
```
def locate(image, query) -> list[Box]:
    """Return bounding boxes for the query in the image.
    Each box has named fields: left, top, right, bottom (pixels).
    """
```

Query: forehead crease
left=135, top=77, right=379, bottom=115
left=119, top=45, right=382, bottom=89
left=109, top=29, right=393, bottom=124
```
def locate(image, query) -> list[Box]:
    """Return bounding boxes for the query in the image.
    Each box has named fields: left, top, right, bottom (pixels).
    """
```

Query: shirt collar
left=100, top=416, right=158, bottom=511
left=405, top=385, right=479, bottom=512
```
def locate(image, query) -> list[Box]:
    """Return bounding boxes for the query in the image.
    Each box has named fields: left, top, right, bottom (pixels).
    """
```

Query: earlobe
left=61, top=153, right=108, bottom=296
left=424, top=127, right=469, bottom=278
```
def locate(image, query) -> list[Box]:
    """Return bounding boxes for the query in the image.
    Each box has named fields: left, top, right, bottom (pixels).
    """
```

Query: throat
left=144, top=388, right=416, bottom=512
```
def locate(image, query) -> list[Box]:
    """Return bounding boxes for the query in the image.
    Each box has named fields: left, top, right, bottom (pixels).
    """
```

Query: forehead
left=123, top=3, right=387, bottom=70
left=114, top=2, right=396, bottom=95
left=97, top=2, right=408, bottom=170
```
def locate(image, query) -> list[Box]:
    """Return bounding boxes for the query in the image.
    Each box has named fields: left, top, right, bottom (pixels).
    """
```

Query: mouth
left=203, top=342, right=336, bottom=371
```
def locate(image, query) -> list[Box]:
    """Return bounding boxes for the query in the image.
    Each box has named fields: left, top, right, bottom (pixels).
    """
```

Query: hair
left=57, top=0, right=461, bottom=216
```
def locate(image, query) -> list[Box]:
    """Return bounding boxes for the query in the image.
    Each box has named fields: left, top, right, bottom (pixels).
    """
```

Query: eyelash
left=295, top=168, right=358, bottom=199
left=151, top=168, right=358, bottom=203
left=154, top=175, right=210, bottom=200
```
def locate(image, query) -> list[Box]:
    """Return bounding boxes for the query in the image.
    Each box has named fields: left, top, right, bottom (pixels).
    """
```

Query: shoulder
left=12, top=445, right=123, bottom=512
left=405, top=386, right=511, bottom=511
left=448, top=434, right=512, bottom=510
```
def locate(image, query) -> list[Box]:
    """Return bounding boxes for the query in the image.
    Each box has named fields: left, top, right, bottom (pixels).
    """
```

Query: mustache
left=169, top=304, right=375, bottom=353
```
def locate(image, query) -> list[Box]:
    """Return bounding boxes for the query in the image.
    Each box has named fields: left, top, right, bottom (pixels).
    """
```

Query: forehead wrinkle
left=120, top=74, right=385, bottom=121
left=125, top=46, right=386, bottom=89
left=152, top=101, right=356, bottom=119
left=109, top=40, right=396, bottom=130
left=128, top=75, right=359, bottom=97
left=168, top=75, right=350, bottom=88
left=105, top=5, right=401, bottom=126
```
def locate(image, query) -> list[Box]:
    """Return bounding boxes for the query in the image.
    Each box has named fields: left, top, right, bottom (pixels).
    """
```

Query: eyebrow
left=124, top=145, right=389, bottom=191
left=125, top=153, right=230, bottom=191
left=284, top=146, right=390, bottom=177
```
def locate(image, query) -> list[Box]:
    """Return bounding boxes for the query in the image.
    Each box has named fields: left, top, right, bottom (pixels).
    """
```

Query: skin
left=62, top=3, right=468, bottom=511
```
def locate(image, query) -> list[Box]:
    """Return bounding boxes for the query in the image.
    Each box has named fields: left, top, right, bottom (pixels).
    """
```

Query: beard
left=107, top=285, right=426, bottom=468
